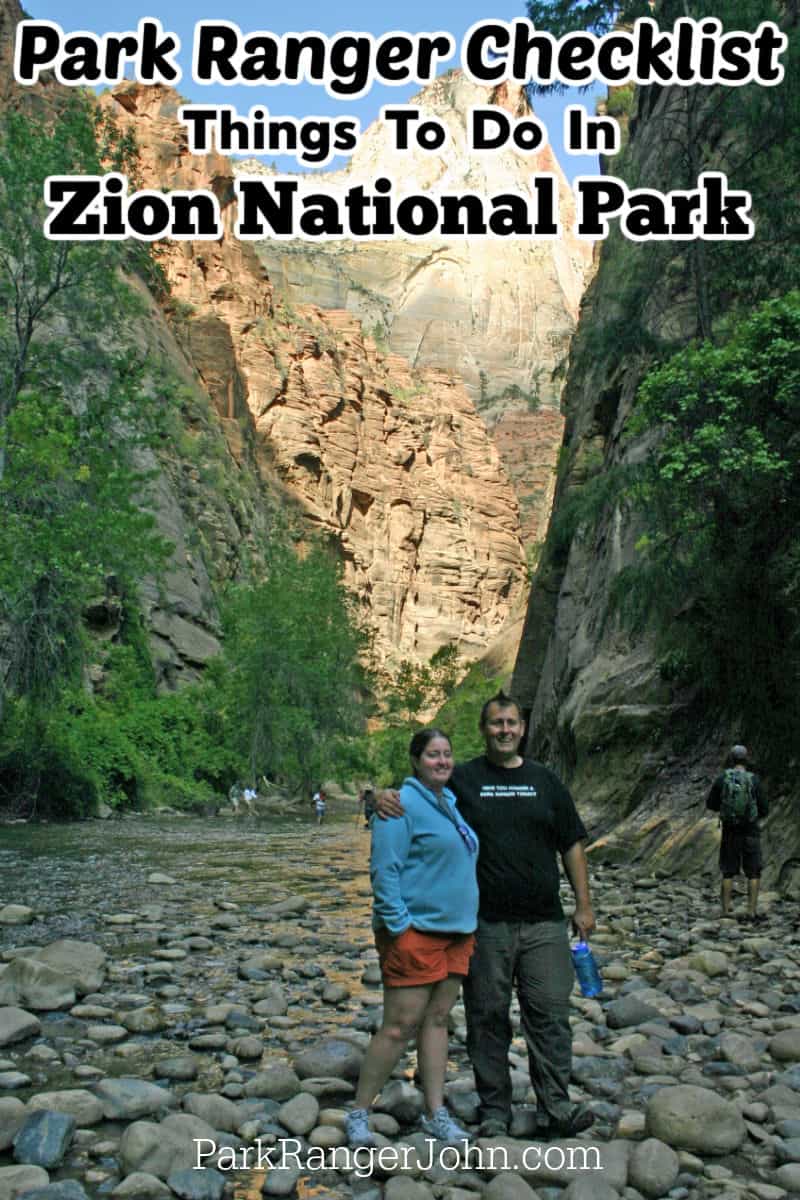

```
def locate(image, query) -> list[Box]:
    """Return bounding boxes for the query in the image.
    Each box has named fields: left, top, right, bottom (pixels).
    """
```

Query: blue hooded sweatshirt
left=370, top=775, right=479, bottom=935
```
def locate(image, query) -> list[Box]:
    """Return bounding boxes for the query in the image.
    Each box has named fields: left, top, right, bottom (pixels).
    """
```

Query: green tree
left=0, top=94, right=139, bottom=481
left=617, top=292, right=800, bottom=760
left=219, top=539, right=369, bottom=794
left=0, top=97, right=172, bottom=802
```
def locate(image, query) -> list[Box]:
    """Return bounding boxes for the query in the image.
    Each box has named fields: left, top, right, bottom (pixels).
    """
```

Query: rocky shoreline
left=1, top=815, right=800, bottom=1200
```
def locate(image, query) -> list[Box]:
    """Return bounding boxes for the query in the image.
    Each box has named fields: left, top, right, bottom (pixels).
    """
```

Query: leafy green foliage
left=526, top=0, right=649, bottom=39
left=217, top=540, right=369, bottom=794
left=616, top=293, right=800, bottom=762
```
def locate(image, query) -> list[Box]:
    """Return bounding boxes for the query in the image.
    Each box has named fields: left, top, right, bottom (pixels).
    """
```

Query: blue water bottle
left=571, top=940, right=603, bottom=997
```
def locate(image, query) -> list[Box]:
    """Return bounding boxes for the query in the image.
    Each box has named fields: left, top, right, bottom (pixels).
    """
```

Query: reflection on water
left=1, top=813, right=378, bottom=1041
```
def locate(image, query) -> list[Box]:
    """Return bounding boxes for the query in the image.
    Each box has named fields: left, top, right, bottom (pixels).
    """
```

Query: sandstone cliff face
left=105, top=84, right=526, bottom=675
left=511, top=80, right=798, bottom=887
left=239, top=72, right=593, bottom=544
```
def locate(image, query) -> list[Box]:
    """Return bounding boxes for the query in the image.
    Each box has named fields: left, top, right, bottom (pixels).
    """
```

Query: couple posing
left=346, top=691, right=596, bottom=1149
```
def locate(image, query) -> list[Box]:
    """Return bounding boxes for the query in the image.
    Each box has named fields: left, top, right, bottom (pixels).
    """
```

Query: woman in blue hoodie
left=345, top=728, right=479, bottom=1149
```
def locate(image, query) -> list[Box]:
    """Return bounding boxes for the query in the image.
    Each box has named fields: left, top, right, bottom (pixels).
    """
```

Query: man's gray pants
left=463, top=917, right=574, bottom=1124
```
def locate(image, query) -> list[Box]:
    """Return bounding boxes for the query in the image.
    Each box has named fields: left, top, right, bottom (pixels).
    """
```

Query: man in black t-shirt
left=377, top=691, right=596, bottom=1140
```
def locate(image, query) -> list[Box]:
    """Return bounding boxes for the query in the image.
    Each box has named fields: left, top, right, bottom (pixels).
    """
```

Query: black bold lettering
left=194, top=24, right=239, bottom=82
left=138, top=18, right=179, bottom=83
left=44, top=177, right=101, bottom=238
left=14, top=21, right=60, bottom=83
left=488, top=193, right=532, bottom=236
left=575, top=178, right=625, bottom=238
left=623, top=192, right=669, bottom=238
left=463, top=22, right=508, bottom=82
left=440, top=195, right=486, bottom=235
left=299, top=194, right=344, bottom=237
left=472, top=109, right=510, bottom=150
left=236, top=179, right=296, bottom=237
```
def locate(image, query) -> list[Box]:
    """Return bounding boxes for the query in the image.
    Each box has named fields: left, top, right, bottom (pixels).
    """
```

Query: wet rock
left=13, top=1109, right=76, bottom=1168
left=121, top=1006, right=168, bottom=1034
left=153, top=1055, right=199, bottom=1081
left=242, top=1064, right=301, bottom=1100
left=0, top=1096, right=27, bottom=1150
left=0, top=1165, right=49, bottom=1200
left=278, top=1091, right=320, bottom=1134
left=15, top=1182, right=90, bottom=1199
left=0, top=1005, right=40, bottom=1047
left=262, top=1163, right=302, bottom=1195
left=627, top=1137, right=679, bottom=1197
left=119, top=1112, right=217, bottom=1179
left=293, top=1038, right=364, bottom=1081
left=182, top=1091, right=242, bottom=1132
left=27, top=1090, right=104, bottom=1126
left=33, top=941, right=107, bottom=996
left=774, top=1163, right=800, bottom=1190
left=0, top=960, right=75, bottom=1011
left=95, top=1077, right=177, bottom=1121
left=109, top=1171, right=172, bottom=1197
left=686, top=950, right=728, bottom=977
left=376, top=1081, right=424, bottom=1124
left=166, top=1166, right=226, bottom=1199
left=484, top=1173, right=542, bottom=1200
left=227, top=1034, right=263, bottom=1059
left=252, top=983, right=289, bottom=1016
left=770, top=1030, right=800, bottom=1063
left=605, top=997, right=664, bottom=1030
left=0, top=905, right=34, bottom=925
left=0, top=1070, right=31, bottom=1089
left=645, top=1086, right=746, bottom=1154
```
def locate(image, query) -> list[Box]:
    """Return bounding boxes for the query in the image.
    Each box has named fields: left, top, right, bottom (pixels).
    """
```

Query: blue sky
left=27, top=0, right=602, bottom=181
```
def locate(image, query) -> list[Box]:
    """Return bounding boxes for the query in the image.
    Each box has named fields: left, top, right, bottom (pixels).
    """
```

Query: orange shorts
left=375, top=927, right=476, bottom=987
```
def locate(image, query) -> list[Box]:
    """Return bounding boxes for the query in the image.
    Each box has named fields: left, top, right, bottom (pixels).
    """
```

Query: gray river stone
left=242, top=1063, right=301, bottom=1099
left=0, top=1096, right=27, bottom=1150
left=0, top=960, right=75, bottom=1011
left=95, top=1077, right=177, bottom=1121
left=119, top=1112, right=217, bottom=1179
left=277, top=1091, right=320, bottom=1135
left=627, top=1136, right=679, bottom=1197
left=770, top=1029, right=800, bottom=1062
left=109, top=1171, right=171, bottom=1197
left=31, top=942, right=107, bottom=997
left=165, top=1166, right=226, bottom=1200
left=27, top=1091, right=104, bottom=1127
left=293, top=1038, right=364, bottom=1080
left=13, top=1110, right=76, bottom=1168
left=645, top=1085, right=747, bottom=1154
left=0, top=1165, right=50, bottom=1200
left=16, top=1182, right=90, bottom=1199
left=182, top=1091, right=242, bottom=1132
left=0, top=1006, right=40, bottom=1047
left=0, top=906, right=34, bottom=926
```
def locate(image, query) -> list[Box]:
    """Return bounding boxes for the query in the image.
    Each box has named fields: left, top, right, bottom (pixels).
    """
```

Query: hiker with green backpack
left=707, top=745, right=769, bottom=924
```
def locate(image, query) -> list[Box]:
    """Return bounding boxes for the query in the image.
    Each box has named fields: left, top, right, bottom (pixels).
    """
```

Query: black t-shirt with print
left=450, top=756, right=587, bottom=922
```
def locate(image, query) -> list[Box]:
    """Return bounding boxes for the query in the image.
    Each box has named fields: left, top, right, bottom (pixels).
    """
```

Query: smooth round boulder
left=0, top=1006, right=40, bottom=1048
left=628, top=1137, right=680, bottom=1198
left=292, top=1038, right=363, bottom=1081
left=645, top=1085, right=746, bottom=1154
left=770, top=1030, right=800, bottom=1063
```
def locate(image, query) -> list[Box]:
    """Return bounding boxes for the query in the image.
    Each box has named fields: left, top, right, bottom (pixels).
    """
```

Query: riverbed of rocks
left=1, top=815, right=800, bottom=1200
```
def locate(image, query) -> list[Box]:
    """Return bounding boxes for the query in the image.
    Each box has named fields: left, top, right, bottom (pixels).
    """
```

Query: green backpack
left=719, top=768, right=758, bottom=826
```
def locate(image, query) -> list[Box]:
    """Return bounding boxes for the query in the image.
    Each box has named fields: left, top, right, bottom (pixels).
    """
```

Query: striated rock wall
left=239, top=71, right=592, bottom=543
left=104, top=84, right=526, bottom=675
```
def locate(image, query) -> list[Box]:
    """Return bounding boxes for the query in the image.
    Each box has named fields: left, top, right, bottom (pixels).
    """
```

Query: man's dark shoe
left=537, top=1104, right=595, bottom=1140
left=477, top=1117, right=510, bottom=1138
